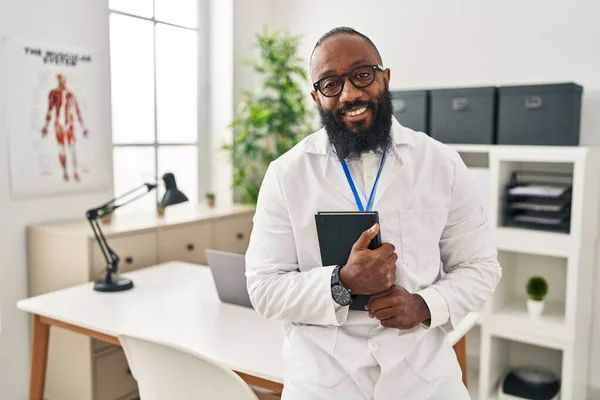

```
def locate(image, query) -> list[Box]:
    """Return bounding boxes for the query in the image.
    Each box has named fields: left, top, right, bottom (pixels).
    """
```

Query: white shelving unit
left=449, top=144, right=600, bottom=400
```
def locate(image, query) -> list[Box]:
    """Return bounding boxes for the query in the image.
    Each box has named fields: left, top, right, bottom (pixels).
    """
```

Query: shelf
left=448, top=144, right=597, bottom=162
left=449, top=144, right=492, bottom=153
left=484, top=337, right=563, bottom=400
left=488, top=298, right=569, bottom=349
left=494, top=227, right=575, bottom=257
left=490, top=145, right=591, bottom=162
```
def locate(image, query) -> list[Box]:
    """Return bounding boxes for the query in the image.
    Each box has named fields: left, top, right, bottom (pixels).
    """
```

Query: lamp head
left=160, top=172, right=188, bottom=208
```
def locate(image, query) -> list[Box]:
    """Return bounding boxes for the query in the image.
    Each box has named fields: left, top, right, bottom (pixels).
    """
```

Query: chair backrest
left=119, top=334, right=259, bottom=400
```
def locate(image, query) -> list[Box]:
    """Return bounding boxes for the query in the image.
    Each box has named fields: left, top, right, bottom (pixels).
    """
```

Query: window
left=108, top=0, right=203, bottom=213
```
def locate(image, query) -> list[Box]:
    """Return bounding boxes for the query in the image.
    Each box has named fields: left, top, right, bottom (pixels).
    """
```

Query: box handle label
left=452, top=98, right=469, bottom=111
left=525, top=95, right=543, bottom=109
left=392, top=99, right=406, bottom=113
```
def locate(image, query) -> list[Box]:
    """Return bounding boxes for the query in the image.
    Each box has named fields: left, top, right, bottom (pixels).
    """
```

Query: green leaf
left=223, top=26, right=316, bottom=204
left=526, top=276, right=548, bottom=301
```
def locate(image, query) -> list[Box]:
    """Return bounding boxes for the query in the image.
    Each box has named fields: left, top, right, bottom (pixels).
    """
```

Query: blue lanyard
left=339, top=152, right=386, bottom=212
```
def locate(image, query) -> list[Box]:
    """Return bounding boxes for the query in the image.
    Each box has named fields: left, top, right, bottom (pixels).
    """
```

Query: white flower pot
left=527, top=299, right=545, bottom=318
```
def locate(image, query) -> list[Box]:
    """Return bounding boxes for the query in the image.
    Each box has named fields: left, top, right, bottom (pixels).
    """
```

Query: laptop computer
left=205, top=249, right=253, bottom=309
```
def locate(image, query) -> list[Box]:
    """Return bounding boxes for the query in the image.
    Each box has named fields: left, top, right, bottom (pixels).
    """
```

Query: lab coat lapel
left=305, top=128, right=361, bottom=208
left=370, top=150, right=401, bottom=209
left=323, top=152, right=362, bottom=208
left=370, top=118, right=415, bottom=208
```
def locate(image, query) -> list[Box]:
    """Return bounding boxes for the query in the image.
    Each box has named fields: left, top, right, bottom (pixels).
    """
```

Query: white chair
left=119, top=334, right=280, bottom=400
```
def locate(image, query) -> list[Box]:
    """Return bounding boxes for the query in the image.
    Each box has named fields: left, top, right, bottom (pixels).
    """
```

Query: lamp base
left=94, top=275, right=134, bottom=292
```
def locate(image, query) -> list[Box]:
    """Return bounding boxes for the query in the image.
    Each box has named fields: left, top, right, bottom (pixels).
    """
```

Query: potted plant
left=206, top=192, right=216, bottom=208
left=100, top=206, right=112, bottom=225
left=223, top=26, right=314, bottom=204
left=156, top=202, right=165, bottom=217
left=526, top=276, right=548, bottom=317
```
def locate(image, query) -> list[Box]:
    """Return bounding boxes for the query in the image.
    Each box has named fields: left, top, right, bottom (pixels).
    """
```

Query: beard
left=319, top=87, right=393, bottom=161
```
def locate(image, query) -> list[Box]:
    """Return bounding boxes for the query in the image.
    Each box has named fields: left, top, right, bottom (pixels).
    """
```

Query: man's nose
left=338, top=78, right=364, bottom=104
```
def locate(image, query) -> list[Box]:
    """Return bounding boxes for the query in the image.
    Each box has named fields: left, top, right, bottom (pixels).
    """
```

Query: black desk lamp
left=86, top=172, right=188, bottom=292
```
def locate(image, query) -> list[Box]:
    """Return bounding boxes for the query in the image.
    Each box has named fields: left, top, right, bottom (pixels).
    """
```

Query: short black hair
left=310, top=27, right=382, bottom=65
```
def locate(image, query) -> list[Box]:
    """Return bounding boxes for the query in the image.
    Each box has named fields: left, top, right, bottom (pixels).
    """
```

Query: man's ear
left=383, top=68, right=391, bottom=86
left=310, top=90, right=320, bottom=107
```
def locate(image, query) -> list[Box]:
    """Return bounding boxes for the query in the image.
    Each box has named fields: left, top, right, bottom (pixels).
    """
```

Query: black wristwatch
left=331, top=265, right=352, bottom=306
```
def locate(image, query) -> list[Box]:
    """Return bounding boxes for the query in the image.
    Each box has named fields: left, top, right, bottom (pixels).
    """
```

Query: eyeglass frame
left=312, top=64, right=385, bottom=98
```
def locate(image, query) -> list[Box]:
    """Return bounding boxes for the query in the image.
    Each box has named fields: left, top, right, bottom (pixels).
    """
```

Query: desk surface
left=18, top=262, right=285, bottom=384
left=17, top=262, right=478, bottom=385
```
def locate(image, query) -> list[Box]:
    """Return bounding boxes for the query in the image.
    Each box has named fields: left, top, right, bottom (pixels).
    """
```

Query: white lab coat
left=245, top=118, right=501, bottom=399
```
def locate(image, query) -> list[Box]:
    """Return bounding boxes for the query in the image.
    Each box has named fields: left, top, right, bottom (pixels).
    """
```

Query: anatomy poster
left=2, top=37, right=112, bottom=199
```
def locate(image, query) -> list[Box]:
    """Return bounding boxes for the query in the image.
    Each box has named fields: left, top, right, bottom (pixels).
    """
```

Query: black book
left=315, top=211, right=382, bottom=311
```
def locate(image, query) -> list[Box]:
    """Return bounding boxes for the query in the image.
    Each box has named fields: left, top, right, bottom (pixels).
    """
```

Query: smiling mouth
left=340, top=105, right=371, bottom=124
left=346, top=106, right=368, bottom=116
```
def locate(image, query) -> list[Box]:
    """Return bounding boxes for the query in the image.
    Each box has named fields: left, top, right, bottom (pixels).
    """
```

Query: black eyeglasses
left=313, top=64, right=384, bottom=97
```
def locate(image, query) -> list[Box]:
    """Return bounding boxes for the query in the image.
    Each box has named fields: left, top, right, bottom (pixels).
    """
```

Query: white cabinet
left=213, top=214, right=253, bottom=254
left=92, top=232, right=158, bottom=278
left=26, top=203, right=255, bottom=400
left=451, top=145, right=600, bottom=400
left=157, top=221, right=213, bottom=265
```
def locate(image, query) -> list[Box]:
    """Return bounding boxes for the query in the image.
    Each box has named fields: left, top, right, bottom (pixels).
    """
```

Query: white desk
left=17, top=262, right=477, bottom=400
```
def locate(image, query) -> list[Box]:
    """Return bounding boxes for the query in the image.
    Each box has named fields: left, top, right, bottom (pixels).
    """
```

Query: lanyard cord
left=339, top=152, right=386, bottom=212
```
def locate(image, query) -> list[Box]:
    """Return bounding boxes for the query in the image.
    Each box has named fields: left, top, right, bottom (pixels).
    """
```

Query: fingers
left=352, top=223, right=380, bottom=251
left=380, top=317, right=401, bottom=329
left=376, top=243, right=396, bottom=259
left=369, top=294, right=397, bottom=314
left=365, top=286, right=394, bottom=310
left=371, top=306, right=395, bottom=320
left=387, top=252, right=398, bottom=262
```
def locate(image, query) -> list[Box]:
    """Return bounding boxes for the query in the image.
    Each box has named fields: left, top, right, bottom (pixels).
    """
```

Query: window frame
left=107, top=0, right=209, bottom=206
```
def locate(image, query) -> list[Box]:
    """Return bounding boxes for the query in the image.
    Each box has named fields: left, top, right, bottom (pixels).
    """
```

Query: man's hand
left=366, top=285, right=431, bottom=330
left=339, top=223, right=397, bottom=295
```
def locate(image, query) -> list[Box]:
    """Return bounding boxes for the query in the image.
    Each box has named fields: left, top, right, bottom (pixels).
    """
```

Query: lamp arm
left=109, top=183, right=157, bottom=213
left=88, top=217, right=119, bottom=274
left=87, top=183, right=156, bottom=218
left=85, top=183, right=157, bottom=276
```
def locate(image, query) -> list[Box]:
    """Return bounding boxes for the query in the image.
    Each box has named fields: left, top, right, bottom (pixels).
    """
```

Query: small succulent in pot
left=156, top=202, right=165, bottom=217
left=206, top=192, right=216, bottom=208
left=526, top=276, right=548, bottom=318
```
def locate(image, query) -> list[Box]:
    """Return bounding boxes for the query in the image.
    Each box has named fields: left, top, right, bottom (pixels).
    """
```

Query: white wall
left=206, top=0, right=235, bottom=208
left=233, top=0, right=272, bottom=110
left=0, top=0, right=113, bottom=398
left=234, top=0, right=600, bottom=393
left=267, top=0, right=600, bottom=146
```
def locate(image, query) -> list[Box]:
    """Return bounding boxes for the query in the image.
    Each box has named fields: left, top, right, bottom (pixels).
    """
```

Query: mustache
left=337, top=100, right=374, bottom=115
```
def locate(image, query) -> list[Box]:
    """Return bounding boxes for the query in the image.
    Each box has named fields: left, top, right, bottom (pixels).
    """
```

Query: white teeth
left=347, top=107, right=367, bottom=117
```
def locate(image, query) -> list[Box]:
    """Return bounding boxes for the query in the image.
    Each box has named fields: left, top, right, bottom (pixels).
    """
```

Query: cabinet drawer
left=94, top=348, right=138, bottom=400
left=213, top=214, right=254, bottom=254
left=92, top=232, right=157, bottom=280
left=157, top=222, right=213, bottom=265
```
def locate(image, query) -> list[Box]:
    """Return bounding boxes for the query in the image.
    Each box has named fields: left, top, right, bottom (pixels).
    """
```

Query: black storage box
left=390, top=90, right=429, bottom=134
left=429, top=86, right=497, bottom=144
left=497, top=82, right=583, bottom=146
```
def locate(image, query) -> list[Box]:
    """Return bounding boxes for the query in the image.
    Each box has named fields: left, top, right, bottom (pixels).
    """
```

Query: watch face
left=332, top=285, right=351, bottom=306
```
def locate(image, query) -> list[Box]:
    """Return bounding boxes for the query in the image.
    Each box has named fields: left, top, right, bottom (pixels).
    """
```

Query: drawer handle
left=525, top=95, right=543, bottom=109
left=236, top=233, right=244, bottom=240
left=125, top=257, right=134, bottom=264
left=186, top=243, right=195, bottom=251
left=452, top=98, right=469, bottom=111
